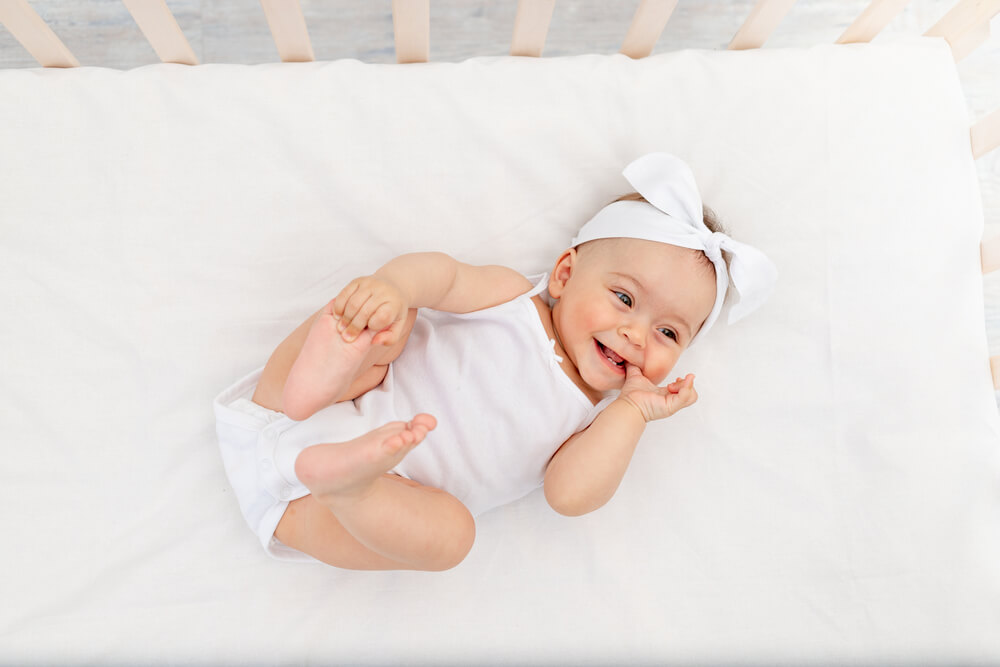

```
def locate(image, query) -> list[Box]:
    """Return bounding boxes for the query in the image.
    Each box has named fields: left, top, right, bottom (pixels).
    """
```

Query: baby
left=213, top=152, right=777, bottom=571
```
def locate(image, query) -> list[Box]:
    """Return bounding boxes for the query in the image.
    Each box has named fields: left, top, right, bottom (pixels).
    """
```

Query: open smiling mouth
left=595, top=339, right=626, bottom=372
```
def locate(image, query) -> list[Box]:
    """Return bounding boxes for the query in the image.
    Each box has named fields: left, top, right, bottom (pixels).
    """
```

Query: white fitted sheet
left=1, top=34, right=999, bottom=665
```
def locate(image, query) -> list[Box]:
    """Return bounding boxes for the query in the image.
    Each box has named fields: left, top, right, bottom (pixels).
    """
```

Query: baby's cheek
left=647, top=356, right=677, bottom=385
left=579, top=306, right=609, bottom=332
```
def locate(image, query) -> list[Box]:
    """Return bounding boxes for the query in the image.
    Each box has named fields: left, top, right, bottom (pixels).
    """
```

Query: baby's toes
left=411, top=413, right=437, bottom=432
left=381, top=433, right=406, bottom=456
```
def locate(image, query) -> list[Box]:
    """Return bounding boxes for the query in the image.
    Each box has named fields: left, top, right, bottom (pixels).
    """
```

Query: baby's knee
left=428, top=504, right=476, bottom=571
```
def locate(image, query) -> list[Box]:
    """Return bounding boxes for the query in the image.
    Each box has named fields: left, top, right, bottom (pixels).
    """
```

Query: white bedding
left=2, top=34, right=999, bottom=664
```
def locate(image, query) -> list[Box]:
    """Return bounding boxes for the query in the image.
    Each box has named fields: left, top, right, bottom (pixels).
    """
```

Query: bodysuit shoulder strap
left=522, top=272, right=550, bottom=299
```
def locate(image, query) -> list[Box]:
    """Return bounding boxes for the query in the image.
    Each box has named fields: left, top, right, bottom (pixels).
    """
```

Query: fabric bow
left=570, top=152, right=778, bottom=345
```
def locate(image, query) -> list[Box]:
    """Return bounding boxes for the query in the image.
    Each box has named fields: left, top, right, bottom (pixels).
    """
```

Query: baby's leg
left=276, top=416, right=476, bottom=571
left=253, top=304, right=417, bottom=420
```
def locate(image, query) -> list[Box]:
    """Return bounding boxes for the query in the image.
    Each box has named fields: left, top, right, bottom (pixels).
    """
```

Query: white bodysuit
left=213, top=273, right=614, bottom=561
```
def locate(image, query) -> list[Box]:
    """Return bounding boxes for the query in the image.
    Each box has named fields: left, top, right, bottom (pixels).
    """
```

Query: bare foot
left=283, top=305, right=376, bottom=421
left=294, top=414, right=438, bottom=504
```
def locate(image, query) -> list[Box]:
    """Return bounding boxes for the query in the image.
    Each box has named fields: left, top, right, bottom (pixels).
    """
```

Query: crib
left=2, top=1, right=1000, bottom=664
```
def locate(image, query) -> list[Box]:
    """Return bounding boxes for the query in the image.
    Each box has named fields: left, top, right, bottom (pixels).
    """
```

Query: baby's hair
left=611, top=192, right=729, bottom=276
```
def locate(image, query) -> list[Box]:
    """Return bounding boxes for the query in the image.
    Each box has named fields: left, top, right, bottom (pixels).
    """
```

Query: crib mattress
left=1, top=34, right=999, bottom=665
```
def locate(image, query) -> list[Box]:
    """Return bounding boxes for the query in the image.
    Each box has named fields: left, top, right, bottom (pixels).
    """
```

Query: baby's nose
left=619, top=323, right=645, bottom=347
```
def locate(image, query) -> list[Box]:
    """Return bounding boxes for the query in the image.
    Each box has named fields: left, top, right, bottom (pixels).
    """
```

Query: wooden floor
left=3, top=0, right=1000, bottom=399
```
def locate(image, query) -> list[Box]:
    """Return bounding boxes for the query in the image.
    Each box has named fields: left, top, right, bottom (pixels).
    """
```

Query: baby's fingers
left=368, top=302, right=400, bottom=336
left=371, top=317, right=407, bottom=347
left=332, top=279, right=363, bottom=319
left=674, top=376, right=698, bottom=409
left=666, top=373, right=693, bottom=394
left=340, top=295, right=384, bottom=341
left=369, top=305, right=406, bottom=346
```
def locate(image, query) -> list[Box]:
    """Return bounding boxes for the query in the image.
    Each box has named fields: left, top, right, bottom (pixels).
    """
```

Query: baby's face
left=548, top=238, right=717, bottom=392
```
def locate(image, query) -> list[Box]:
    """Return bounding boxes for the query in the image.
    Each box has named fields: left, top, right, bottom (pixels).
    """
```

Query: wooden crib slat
left=122, top=0, right=198, bottom=66
left=972, top=107, right=1000, bottom=159
left=728, top=0, right=799, bottom=50
left=980, top=236, right=1000, bottom=390
left=982, top=235, right=1000, bottom=274
left=620, top=0, right=679, bottom=59
left=392, top=0, right=430, bottom=64
left=260, top=0, right=315, bottom=63
left=924, top=0, right=1000, bottom=62
left=944, top=17, right=990, bottom=62
left=510, top=0, right=556, bottom=57
left=836, top=0, right=912, bottom=44
left=0, top=0, right=78, bottom=68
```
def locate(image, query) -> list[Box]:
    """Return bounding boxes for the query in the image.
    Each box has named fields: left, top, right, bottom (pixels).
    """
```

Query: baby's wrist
left=371, top=271, right=411, bottom=306
left=616, top=395, right=649, bottom=424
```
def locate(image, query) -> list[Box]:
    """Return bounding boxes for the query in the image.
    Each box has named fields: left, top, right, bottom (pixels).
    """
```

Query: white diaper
left=212, top=366, right=378, bottom=561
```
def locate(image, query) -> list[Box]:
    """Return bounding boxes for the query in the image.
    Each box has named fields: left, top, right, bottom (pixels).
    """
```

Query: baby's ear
left=548, top=248, right=577, bottom=298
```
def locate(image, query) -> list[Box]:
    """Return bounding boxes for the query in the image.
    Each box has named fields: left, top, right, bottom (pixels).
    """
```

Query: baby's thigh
left=274, top=473, right=452, bottom=570
left=274, top=480, right=404, bottom=570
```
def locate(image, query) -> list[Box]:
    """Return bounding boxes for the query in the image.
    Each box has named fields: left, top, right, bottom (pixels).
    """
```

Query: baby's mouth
left=596, top=340, right=626, bottom=371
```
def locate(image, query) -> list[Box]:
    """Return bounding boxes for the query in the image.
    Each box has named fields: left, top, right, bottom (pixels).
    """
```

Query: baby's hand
left=332, top=275, right=409, bottom=345
left=619, top=364, right=698, bottom=422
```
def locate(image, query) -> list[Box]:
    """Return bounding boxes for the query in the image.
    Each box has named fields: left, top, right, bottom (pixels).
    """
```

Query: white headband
left=571, top=153, right=778, bottom=345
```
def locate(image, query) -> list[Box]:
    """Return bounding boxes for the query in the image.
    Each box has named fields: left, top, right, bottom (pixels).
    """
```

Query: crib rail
left=120, top=0, right=197, bottom=65
left=728, top=0, right=799, bottom=50
left=982, top=237, right=1000, bottom=388
left=837, top=0, right=913, bottom=43
left=0, top=0, right=994, bottom=67
left=924, top=0, right=1000, bottom=60
left=392, top=0, right=430, bottom=64
left=262, top=0, right=315, bottom=63
left=620, top=0, right=678, bottom=59
left=0, top=0, right=76, bottom=67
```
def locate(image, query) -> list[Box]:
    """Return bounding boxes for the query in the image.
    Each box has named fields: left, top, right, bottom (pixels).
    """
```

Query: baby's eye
left=659, top=327, right=677, bottom=341
left=614, top=291, right=632, bottom=307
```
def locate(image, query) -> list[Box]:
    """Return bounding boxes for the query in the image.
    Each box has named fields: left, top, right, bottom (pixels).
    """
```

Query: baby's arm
left=335, top=252, right=532, bottom=343
left=543, top=366, right=697, bottom=516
